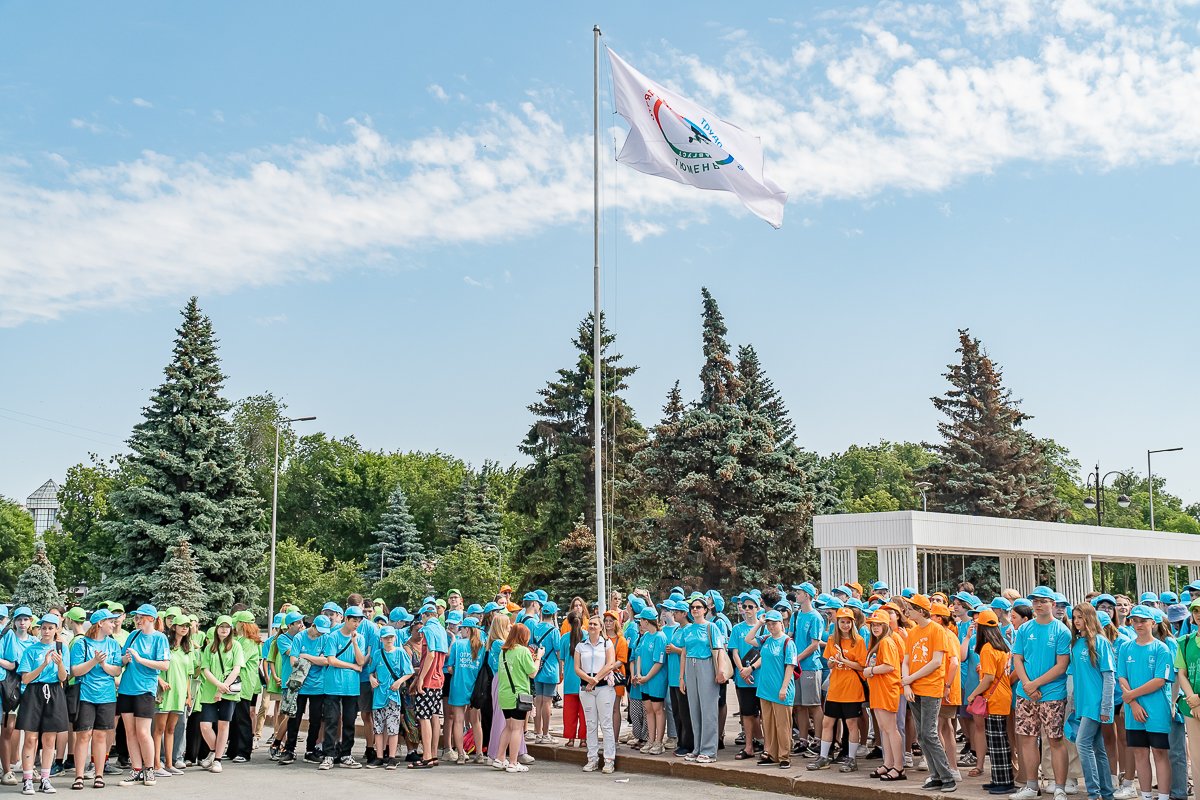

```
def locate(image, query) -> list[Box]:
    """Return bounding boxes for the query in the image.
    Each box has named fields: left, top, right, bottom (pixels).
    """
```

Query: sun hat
left=214, top=614, right=234, bottom=627
left=635, top=607, right=659, bottom=621
left=763, top=610, right=783, bottom=623
left=379, top=626, right=397, bottom=639
left=1167, top=604, right=1188, bottom=623
left=975, top=609, right=999, bottom=627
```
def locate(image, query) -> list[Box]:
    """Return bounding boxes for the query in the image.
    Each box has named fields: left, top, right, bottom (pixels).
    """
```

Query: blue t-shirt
left=487, top=639, right=503, bottom=674
left=679, top=621, right=726, bottom=659
left=1012, top=618, right=1072, bottom=702
left=729, top=621, right=757, bottom=689
left=369, top=646, right=413, bottom=709
left=0, top=630, right=33, bottom=681
left=358, top=619, right=380, bottom=684
left=276, top=632, right=295, bottom=685
left=447, top=638, right=484, bottom=707
left=961, top=632, right=980, bottom=698
left=635, top=630, right=667, bottom=698
left=792, top=610, right=824, bottom=670
left=559, top=634, right=582, bottom=694
left=422, top=620, right=449, bottom=654
left=18, top=641, right=70, bottom=685
left=70, top=636, right=122, bottom=704
left=1070, top=636, right=1115, bottom=722
left=294, top=631, right=327, bottom=695
left=322, top=629, right=365, bottom=697
left=755, top=634, right=798, bottom=705
left=118, top=630, right=170, bottom=697
left=667, top=624, right=688, bottom=689
left=532, top=624, right=562, bottom=684
left=1117, top=639, right=1174, bottom=733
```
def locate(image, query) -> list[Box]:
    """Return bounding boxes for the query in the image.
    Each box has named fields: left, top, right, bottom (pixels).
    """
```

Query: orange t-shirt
left=905, top=621, right=946, bottom=698
left=978, top=642, right=1012, bottom=716
left=939, top=624, right=962, bottom=705
left=823, top=635, right=867, bottom=703
left=612, top=635, right=629, bottom=697
left=867, top=635, right=902, bottom=713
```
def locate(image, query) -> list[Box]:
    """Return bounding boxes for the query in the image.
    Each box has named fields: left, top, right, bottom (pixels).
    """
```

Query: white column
left=877, top=545, right=918, bottom=595
left=1135, top=562, right=1170, bottom=597
left=1053, top=555, right=1093, bottom=602
left=820, top=547, right=857, bottom=592
left=1188, top=565, right=1200, bottom=588
left=999, top=555, right=1036, bottom=597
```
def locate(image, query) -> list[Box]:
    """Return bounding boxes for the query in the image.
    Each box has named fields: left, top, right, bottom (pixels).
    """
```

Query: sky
left=2, top=1, right=1199, bottom=510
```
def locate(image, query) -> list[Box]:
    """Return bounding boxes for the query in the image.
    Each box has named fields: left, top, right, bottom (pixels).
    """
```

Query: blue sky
left=2, top=1, right=1198, bottom=509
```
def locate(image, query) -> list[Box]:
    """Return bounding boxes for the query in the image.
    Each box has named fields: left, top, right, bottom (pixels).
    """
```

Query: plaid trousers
left=986, top=714, right=1014, bottom=786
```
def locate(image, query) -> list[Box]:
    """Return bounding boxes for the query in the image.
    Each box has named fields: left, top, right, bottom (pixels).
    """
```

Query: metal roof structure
left=26, top=479, right=59, bottom=508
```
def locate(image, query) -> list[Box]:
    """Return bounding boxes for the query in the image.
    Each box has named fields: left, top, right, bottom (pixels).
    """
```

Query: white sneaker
left=444, top=749, right=457, bottom=762
left=1111, top=787, right=1138, bottom=800
left=3, top=773, right=19, bottom=787
left=950, top=769, right=962, bottom=782
left=1062, top=780, right=1079, bottom=795
left=200, top=753, right=215, bottom=769
left=903, top=753, right=914, bottom=768
left=517, top=753, right=535, bottom=765
left=663, top=736, right=677, bottom=749
left=492, top=759, right=508, bottom=771
left=208, top=760, right=222, bottom=774
left=1053, top=790, right=1067, bottom=800
left=1009, top=788, right=1040, bottom=800
left=601, top=761, right=615, bottom=774
left=916, top=757, right=927, bottom=771
left=582, top=760, right=598, bottom=772
left=505, top=763, right=529, bottom=773
left=38, top=779, right=56, bottom=795
left=474, top=753, right=489, bottom=765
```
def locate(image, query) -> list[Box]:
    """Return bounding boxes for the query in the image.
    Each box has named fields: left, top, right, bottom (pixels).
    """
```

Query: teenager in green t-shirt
left=197, top=617, right=245, bottom=774
left=151, top=616, right=194, bottom=776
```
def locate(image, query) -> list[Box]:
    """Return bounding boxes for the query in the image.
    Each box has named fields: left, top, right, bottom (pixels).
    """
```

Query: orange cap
left=976, top=609, right=999, bottom=627
left=867, top=611, right=890, bottom=625
left=835, top=607, right=856, bottom=620
left=848, top=582, right=863, bottom=595
left=505, top=602, right=520, bottom=613
left=499, top=585, right=513, bottom=593
left=908, top=593, right=932, bottom=612
left=931, top=602, right=952, bottom=618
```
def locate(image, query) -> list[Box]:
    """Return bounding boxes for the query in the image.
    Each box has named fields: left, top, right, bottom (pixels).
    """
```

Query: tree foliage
left=258, top=538, right=364, bottom=616
left=12, top=544, right=61, bottom=616
left=365, top=486, right=425, bottom=579
left=152, top=539, right=209, bottom=619
left=431, top=539, right=499, bottom=604
left=551, top=518, right=597, bottom=602
left=371, top=563, right=433, bottom=611
left=0, top=497, right=36, bottom=597
left=230, top=393, right=297, bottom=513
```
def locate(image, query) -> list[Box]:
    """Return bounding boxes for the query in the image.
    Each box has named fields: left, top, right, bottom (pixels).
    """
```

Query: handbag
left=502, top=650, right=533, bottom=713
left=216, top=648, right=242, bottom=696
left=709, top=623, right=733, bottom=684
left=967, top=694, right=987, bottom=716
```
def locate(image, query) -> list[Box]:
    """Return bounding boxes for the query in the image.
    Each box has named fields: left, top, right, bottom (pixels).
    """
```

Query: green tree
left=0, top=497, right=36, bottom=596
left=511, top=313, right=647, bottom=588
left=100, top=298, right=265, bottom=609
left=551, top=518, right=597, bottom=602
left=12, top=544, right=61, bottom=616
left=431, top=539, right=497, bottom=604
left=365, top=486, right=425, bottom=579
left=389, top=451, right=471, bottom=547
left=230, top=393, right=297, bottom=512
left=49, top=456, right=122, bottom=589
left=257, top=538, right=364, bottom=615
left=737, top=344, right=795, bottom=445
left=442, top=468, right=503, bottom=549
left=920, top=329, right=1063, bottom=521
left=831, top=441, right=935, bottom=513
left=371, top=563, right=433, bottom=611
left=151, top=539, right=209, bottom=619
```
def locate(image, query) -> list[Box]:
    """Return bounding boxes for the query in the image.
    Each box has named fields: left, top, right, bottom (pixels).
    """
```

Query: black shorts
left=642, top=693, right=664, bottom=703
left=16, top=684, right=69, bottom=734
left=116, top=692, right=157, bottom=720
left=718, top=680, right=727, bottom=708
left=1126, top=729, right=1170, bottom=750
left=736, top=686, right=760, bottom=717
left=501, top=708, right=528, bottom=720
left=413, top=688, right=442, bottom=720
left=823, top=699, right=863, bottom=720
left=358, top=683, right=373, bottom=716
left=75, top=701, right=117, bottom=732
left=200, top=699, right=236, bottom=724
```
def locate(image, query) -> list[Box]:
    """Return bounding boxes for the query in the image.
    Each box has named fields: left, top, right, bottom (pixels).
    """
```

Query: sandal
left=734, top=751, right=755, bottom=760
left=407, top=759, right=432, bottom=769
left=880, top=767, right=907, bottom=781
left=968, top=766, right=985, bottom=778
left=71, top=778, right=84, bottom=791
left=92, top=778, right=105, bottom=789
left=870, top=766, right=887, bottom=778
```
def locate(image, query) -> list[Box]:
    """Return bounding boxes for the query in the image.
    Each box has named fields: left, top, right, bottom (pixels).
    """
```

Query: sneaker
left=82, top=765, right=95, bottom=781
left=663, top=737, right=677, bottom=750
left=317, top=757, right=333, bottom=771
left=143, top=772, right=158, bottom=786
left=1052, top=791, right=1067, bottom=800
left=103, top=764, right=121, bottom=776
left=492, top=760, right=508, bottom=771
left=39, top=779, right=56, bottom=795
left=807, top=756, right=831, bottom=770
left=839, top=758, right=858, bottom=773
left=302, top=753, right=321, bottom=765
left=696, top=755, right=715, bottom=764
left=206, top=761, right=220, bottom=774
left=958, top=753, right=977, bottom=767
left=917, top=757, right=928, bottom=771
left=443, top=749, right=457, bottom=763
left=474, top=754, right=489, bottom=765
left=200, top=753, right=215, bottom=770
left=337, top=757, right=361, bottom=769
left=1112, top=788, right=1138, bottom=800
left=166, top=767, right=183, bottom=776
left=268, top=744, right=281, bottom=762
left=644, top=743, right=663, bottom=755
left=384, top=758, right=397, bottom=770
left=118, top=772, right=143, bottom=787
left=363, top=758, right=382, bottom=769
left=582, top=761, right=598, bottom=772
left=277, top=752, right=295, bottom=765
left=921, top=778, right=944, bottom=790
left=988, top=787, right=1018, bottom=796
left=22, top=778, right=35, bottom=796
left=904, top=753, right=914, bottom=768
left=231, top=756, right=247, bottom=764
left=505, top=763, right=529, bottom=773
left=1062, top=781, right=1079, bottom=796
left=49, top=764, right=64, bottom=778
left=684, top=753, right=697, bottom=762
left=517, top=753, right=535, bottom=765
left=601, top=762, right=615, bottom=774
left=153, top=769, right=171, bottom=778
left=4, top=772, right=19, bottom=786
left=455, top=755, right=466, bottom=766
left=1009, top=788, right=1041, bottom=800
left=940, top=781, right=957, bottom=793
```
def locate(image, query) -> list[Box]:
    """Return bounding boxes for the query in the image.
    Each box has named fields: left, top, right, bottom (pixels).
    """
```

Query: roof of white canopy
left=814, top=510, right=1200, bottom=565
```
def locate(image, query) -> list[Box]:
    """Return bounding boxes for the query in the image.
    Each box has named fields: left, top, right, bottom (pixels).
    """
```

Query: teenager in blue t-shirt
left=730, top=595, right=761, bottom=761
left=280, top=616, right=330, bottom=763
left=789, top=584, right=825, bottom=754
left=753, top=610, right=798, bottom=767
left=444, top=619, right=485, bottom=765
left=1069, top=603, right=1116, bottom=800
left=530, top=604, right=561, bottom=744
left=16, top=614, right=70, bottom=794
left=367, top=626, right=413, bottom=769
left=664, top=600, right=694, bottom=756
left=1117, top=605, right=1174, bottom=800
left=321, top=607, right=367, bottom=768
left=1011, top=587, right=1072, bottom=797
left=632, top=610, right=667, bottom=754
left=117, top=606, right=170, bottom=787
left=69, top=609, right=123, bottom=789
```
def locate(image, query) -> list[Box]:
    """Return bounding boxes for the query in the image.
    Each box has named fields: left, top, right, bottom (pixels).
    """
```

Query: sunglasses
left=689, top=604, right=706, bottom=611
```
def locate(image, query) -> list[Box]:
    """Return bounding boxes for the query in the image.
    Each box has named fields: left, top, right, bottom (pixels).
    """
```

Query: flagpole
left=592, top=24, right=607, bottom=615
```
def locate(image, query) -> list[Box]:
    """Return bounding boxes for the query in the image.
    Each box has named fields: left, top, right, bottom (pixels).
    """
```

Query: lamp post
left=916, top=481, right=932, bottom=512
left=1082, top=463, right=1132, bottom=526
left=267, top=415, right=316, bottom=619
left=1147, top=447, right=1183, bottom=531
left=479, top=542, right=502, bottom=584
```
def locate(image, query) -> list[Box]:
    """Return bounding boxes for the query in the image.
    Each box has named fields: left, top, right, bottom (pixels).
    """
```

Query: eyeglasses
left=689, top=604, right=706, bottom=611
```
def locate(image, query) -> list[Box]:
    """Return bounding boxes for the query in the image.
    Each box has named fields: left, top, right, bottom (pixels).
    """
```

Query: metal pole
left=1148, top=450, right=1155, bottom=532
left=592, top=24, right=607, bottom=615
left=380, top=545, right=386, bottom=581
left=268, top=424, right=281, bottom=618
left=1094, top=463, right=1103, bottom=527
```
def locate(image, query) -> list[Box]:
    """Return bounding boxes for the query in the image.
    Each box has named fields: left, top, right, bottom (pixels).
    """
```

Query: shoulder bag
left=501, top=650, right=533, bottom=713
left=709, top=623, right=733, bottom=684
left=470, top=646, right=494, bottom=710
left=58, top=641, right=80, bottom=720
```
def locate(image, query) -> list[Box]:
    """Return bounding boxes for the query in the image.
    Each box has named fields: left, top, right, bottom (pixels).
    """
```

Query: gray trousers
left=911, top=695, right=952, bottom=782
left=684, top=657, right=719, bottom=757
left=1168, top=716, right=1186, bottom=800
left=664, top=688, right=676, bottom=738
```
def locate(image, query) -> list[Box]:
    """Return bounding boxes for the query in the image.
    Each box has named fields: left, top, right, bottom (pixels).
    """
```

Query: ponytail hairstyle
left=1070, top=603, right=1101, bottom=666
left=1154, top=618, right=1172, bottom=643
left=467, top=625, right=483, bottom=660
left=567, top=611, right=583, bottom=653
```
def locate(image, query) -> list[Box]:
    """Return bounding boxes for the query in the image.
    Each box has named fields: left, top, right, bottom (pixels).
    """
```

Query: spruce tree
left=151, top=539, right=209, bottom=619
left=12, top=544, right=61, bottom=616
left=443, top=469, right=502, bottom=550
left=101, top=298, right=264, bottom=609
left=552, top=518, right=598, bottom=603
left=366, top=486, right=425, bottom=579
left=511, top=313, right=647, bottom=587
left=737, top=344, right=795, bottom=445
left=626, top=289, right=814, bottom=589
left=920, top=329, right=1063, bottom=521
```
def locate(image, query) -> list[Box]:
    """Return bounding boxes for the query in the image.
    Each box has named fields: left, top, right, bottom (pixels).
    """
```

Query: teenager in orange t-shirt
left=964, top=609, right=1014, bottom=792
left=930, top=603, right=962, bottom=781
left=806, top=608, right=866, bottom=773
left=864, top=611, right=904, bottom=780
left=900, top=594, right=954, bottom=790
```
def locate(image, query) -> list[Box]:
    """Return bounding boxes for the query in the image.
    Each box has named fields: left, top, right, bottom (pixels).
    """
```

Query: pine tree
left=625, top=289, right=814, bottom=590
left=12, top=543, right=61, bottom=617
left=365, top=486, right=425, bottom=579
left=920, top=329, right=1063, bottom=521
left=462, top=465, right=502, bottom=549
left=737, top=344, right=795, bottom=445
left=151, top=539, right=209, bottom=619
left=100, top=298, right=264, bottom=609
left=511, top=313, right=647, bottom=587
left=552, top=518, right=598, bottom=603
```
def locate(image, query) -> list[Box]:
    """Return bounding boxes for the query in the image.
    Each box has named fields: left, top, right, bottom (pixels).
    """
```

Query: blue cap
left=846, top=598, right=865, bottom=610
left=1139, top=592, right=1159, bottom=604
left=630, top=597, right=646, bottom=614
left=273, top=613, right=285, bottom=627
left=1151, top=608, right=1165, bottom=624
left=1161, top=592, right=1179, bottom=605
left=989, top=597, right=1013, bottom=611
left=900, top=588, right=915, bottom=599
left=707, top=590, right=725, bottom=613
left=763, top=610, right=783, bottom=622
left=1188, top=581, right=1200, bottom=593
left=522, top=592, right=539, bottom=603
left=89, top=609, right=117, bottom=624
left=1091, top=594, right=1116, bottom=608
left=466, top=604, right=483, bottom=615
left=1128, top=604, right=1156, bottom=620
left=824, top=598, right=845, bottom=610
left=284, top=611, right=304, bottom=625
left=741, top=594, right=760, bottom=607
left=772, top=601, right=790, bottom=612
left=952, top=591, right=975, bottom=606
left=0, top=605, right=8, bottom=618
left=314, top=615, right=333, bottom=631
left=322, top=602, right=343, bottom=614
left=1184, top=591, right=1193, bottom=603
left=419, top=604, right=438, bottom=616
left=541, top=602, right=558, bottom=616
left=675, top=599, right=694, bottom=612
left=344, top=605, right=365, bottom=618
left=1013, top=598, right=1032, bottom=609
left=421, top=596, right=436, bottom=606
left=1053, top=592, right=1068, bottom=605
left=39, top=613, right=62, bottom=626
left=1097, top=611, right=1112, bottom=627
left=461, top=618, right=481, bottom=629
left=668, top=591, right=686, bottom=603
left=534, top=589, right=548, bottom=603
left=793, top=582, right=817, bottom=599
left=872, top=581, right=888, bottom=592
left=482, top=602, right=501, bottom=614
left=445, top=611, right=463, bottom=625
left=379, top=626, right=397, bottom=639
left=1027, top=586, right=1057, bottom=601
left=670, top=585, right=685, bottom=596
left=832, top=585, right=851, bottom=597
left=134, top=603, right=157, bottom=618
left=635, top=607, right=658, bottom=621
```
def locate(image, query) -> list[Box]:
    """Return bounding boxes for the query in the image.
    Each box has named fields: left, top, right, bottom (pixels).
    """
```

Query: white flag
left=607, top=48, right=787, bottom=228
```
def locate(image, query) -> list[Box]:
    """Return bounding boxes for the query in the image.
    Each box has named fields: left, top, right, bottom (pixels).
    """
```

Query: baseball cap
left=872, top=581, right=889, bottom=592
left=1128, top=604, right=1156, bottom=620
left=1013, top=598, right=1032, bottom=609
left=1190, top=597, right=1200, bottom=611
left=908, top=594, right=932, bottom=612
left=11, top=606, right=32, bottom=619
left=635, top=607, right=658, bottom=621
left=763, top=610, right=783, bottom=623
left=1027, top=586, right=1057, bottom=601
left=823, top=598, right=845, bottom=610
left=792, top=582, right=817, bottom=598
left=990, top=597, right=1013, bottom=611
left=379, top=626, right=397, bottom=639
left=832, top=585, right=851, bottom=597
left=1139, top=592, right=1159, bottom=604
left=285, top=611, right=305, bottom=625
left=866, top=611, right=890, bottom=625
left=930, top=602, right=952, bottom=618
left=1161, top=591, right=1179, bottom=605
left=134, top=604, right=158, bottom=618
left=482, top=602, right=501, bottom=614
left=447, top=588, right=462, bottom=598
left=89, top=609, right=117, bottom=624
left=64, top=607, right=87, bottom=623
left=104, top=601, right=125, bottom=613
left=461, top=618, right=481, bottom=629
left=321, top=602, right=343, bottom=614
left=272, top=613, right=285, bottom=627
left=214, top=614, right=234, bottom=627
left=848, top=582, right=863, bottom=595
left=171, top=614, right=190, bottom=627
left=343, top=606, right=365, bottom=618
left=834, top=607, right=856, bottom=620
left=446, top=611, right=463, bottom=625
left=39, top=613, right=62, bottom=626
left=419, top=604, right=438, bottom=616
left=1091, top=594, right=1117, bottom=608
left=534, top=590, right=548, bottom=603
left=313, top=615, right=332, bottom=631
left=499, top=585, right=513, bottom=593
left=1096, top=611, right=1112, bottom=627
left=976, top=609, right=999, bottom=627
left=231, top=610, right=254, bottom=624
left=466, top=604, right=483, bottom=615
left=900, top=588, right=916, bottom=599
left=541, top=602, right=559, bottom=616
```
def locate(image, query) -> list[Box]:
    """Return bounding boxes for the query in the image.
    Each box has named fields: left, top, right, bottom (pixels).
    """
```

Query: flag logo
left=648, top=94, right=738, bottom=172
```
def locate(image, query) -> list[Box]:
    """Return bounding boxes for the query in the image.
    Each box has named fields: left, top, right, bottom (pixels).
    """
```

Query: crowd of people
left=3, top=578, right=1200, bottom=800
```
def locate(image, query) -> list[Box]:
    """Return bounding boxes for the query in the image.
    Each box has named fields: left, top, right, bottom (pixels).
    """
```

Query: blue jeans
left=1075, top=717, right=1113, bottom=800
left=1168, top=716, right=1187, bottom=800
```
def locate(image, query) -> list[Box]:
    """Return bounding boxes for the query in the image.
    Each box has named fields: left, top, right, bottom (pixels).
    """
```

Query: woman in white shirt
left=574, top=617, right=618, bottom=774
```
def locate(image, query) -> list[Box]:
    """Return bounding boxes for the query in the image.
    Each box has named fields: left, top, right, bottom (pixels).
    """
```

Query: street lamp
left=1083, top=463, right=1132, bottom=526
left=479, top=542, right=502, bottom=584
left=1147, top=447, right=1183, bottom=531
left=915, top=482, right=932, bottom=512
left=267, top=415, right=316, bottom=619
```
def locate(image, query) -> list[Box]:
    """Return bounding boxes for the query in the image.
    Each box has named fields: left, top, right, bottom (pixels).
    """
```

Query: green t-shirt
left=497, top=646, right=535, bottom=710
left=198, top=643, right=246, bottom=705
left=159, top=647, right=195, bottom=713
left=237, top=636, right=262, bottom=700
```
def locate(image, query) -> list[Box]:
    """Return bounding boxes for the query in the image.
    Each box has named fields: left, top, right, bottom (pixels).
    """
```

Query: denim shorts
left=534, top=681, right=557, bottom=698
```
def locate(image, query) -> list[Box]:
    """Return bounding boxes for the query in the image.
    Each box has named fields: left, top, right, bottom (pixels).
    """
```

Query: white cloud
left=427, top=84, right=449, bottom=102
left=212, top=110, right=225, bottom=123
left=463, top=275, right=488, bottom=288
left=254, top=313, right=287, bottom=326
left=131, top=97, right=153, bottom=108
left=6, top=4, right=1200, bottom=326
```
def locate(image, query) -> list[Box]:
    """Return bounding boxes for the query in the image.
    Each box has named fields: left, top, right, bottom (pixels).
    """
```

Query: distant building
left=26, top=479, right=60, bottom=538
